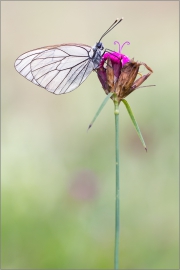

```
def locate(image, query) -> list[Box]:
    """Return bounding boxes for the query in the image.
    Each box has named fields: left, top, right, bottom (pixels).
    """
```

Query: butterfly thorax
left=92, top=42, right=104, bottom=69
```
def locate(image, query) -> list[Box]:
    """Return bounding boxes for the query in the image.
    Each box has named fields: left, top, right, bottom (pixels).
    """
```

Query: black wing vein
left=15, top=44, right=95, bottom=94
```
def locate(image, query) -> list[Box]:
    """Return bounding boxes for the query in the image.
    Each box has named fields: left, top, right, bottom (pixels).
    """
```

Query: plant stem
left=114, top=98, right=120, bottom=269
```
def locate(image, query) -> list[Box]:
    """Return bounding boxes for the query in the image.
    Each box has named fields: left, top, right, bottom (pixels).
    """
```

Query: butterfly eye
left=96, top=42, right=103, bottom=49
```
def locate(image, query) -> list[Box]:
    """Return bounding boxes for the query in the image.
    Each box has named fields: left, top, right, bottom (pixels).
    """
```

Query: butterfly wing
left=14, top=44, right=94, bottom=94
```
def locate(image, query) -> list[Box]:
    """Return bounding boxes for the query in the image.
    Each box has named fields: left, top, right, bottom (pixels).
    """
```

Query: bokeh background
left=1, top=1, right=179, bottom=269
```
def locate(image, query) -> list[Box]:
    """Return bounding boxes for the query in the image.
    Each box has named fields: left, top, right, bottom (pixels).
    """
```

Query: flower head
left=97, top=41, right=153, bottom=103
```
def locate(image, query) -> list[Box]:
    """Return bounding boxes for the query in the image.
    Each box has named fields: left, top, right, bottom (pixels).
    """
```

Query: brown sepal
left=106, top=58, right=115, bottom=92
left=116, top=59, right=141, bottom=100
left=130, top=62, right=153, bottom=92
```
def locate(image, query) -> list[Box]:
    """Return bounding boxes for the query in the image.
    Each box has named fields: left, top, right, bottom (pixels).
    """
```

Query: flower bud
left=97, top=42, right=153, bottom=103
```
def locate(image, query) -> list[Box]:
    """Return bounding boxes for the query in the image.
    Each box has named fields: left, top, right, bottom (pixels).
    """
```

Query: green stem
left=114, top=98, right=120, bottom=269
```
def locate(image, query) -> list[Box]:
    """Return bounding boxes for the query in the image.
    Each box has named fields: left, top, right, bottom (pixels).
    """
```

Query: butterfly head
left=96, top=42, right=104, bottom=50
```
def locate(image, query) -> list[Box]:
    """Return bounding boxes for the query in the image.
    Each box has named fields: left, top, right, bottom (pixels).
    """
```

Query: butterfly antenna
left=99, top=17, right=124, bottom=42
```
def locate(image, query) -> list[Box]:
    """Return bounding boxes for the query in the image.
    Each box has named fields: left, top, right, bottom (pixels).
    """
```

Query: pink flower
left=99, top=41, right=130, bottom=82
left=97, top=41, right=153, bottom=103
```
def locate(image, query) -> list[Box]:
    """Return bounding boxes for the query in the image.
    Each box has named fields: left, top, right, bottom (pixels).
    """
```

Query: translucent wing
left=14, top=44, right=94, bottom=94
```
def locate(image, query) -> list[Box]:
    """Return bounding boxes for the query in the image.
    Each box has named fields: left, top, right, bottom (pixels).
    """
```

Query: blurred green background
left=1, top=1, right=179, bottom=269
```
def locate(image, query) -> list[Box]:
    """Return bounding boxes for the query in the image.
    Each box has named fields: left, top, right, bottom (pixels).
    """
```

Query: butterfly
left=14, top=18, right=123, bottom=95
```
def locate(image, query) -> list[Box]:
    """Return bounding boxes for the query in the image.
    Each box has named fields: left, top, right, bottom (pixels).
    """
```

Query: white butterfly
left=14, top=18, right=123, bottom=95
